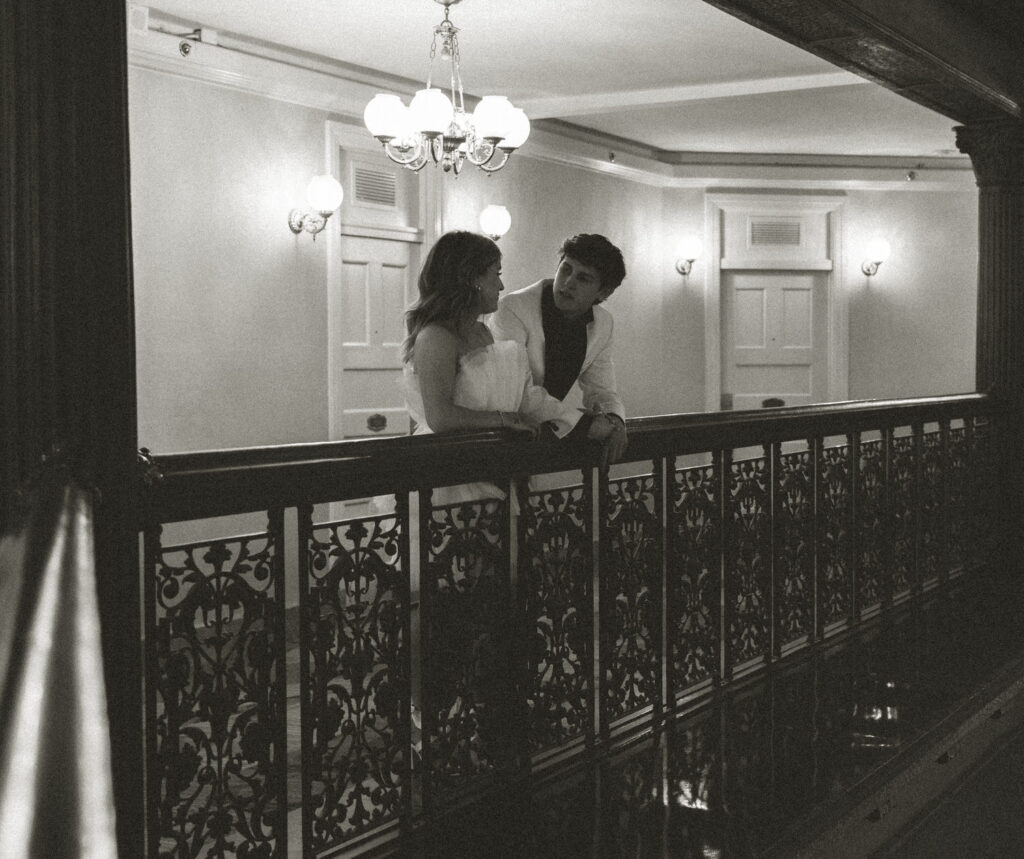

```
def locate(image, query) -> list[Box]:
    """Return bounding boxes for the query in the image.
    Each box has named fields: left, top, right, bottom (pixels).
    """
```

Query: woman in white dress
left=400, top=232, right=568, bottom=762
left=403, top=230, right=566, bottom=503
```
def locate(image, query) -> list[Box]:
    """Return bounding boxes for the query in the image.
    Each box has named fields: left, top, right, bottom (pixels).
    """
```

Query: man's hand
left=586, top=412, right=628, bottom=464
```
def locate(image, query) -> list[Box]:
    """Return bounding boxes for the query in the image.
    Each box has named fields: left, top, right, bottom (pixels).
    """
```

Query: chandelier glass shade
left=363, top=0, right=530, bottom=175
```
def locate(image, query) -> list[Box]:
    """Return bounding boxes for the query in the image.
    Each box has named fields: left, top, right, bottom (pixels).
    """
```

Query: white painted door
left=338, top=234, right=416, bottom=438
left=721, top=269, right=828, bottom=410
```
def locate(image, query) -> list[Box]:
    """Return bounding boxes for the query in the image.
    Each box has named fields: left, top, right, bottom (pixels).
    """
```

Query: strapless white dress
left=406, top=339, right=566, bottom=506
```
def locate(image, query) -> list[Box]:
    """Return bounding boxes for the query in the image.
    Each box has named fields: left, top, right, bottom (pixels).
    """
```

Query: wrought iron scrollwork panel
left=776, top=450, right=814, bottom=645
left=424, top=498, right=512, bottom=802
left=668, top=463, right=720, bottom=694
left=890, top=434, right=916, bottom=598
left=149, top=530, right=286, bottom=858
left=857, top=440, right=886, bottom=612
left=819, top=444, right=852, bottom=626
left=726, top=457, right=770, bottom=667
left=920, top=429, right=944, bottom=586
left=303, top=513, right=407, bottom=853
left=604, top=475, right=662, bottom=721
left=519, top=485, right=591, bottom=754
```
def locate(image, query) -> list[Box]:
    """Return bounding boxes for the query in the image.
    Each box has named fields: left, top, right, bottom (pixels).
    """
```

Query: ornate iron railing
left=137, top=393, right=997, bottom=857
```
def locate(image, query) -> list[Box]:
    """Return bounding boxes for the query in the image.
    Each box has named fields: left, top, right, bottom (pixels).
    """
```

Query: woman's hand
left=501, top=411, right=539, bottom=440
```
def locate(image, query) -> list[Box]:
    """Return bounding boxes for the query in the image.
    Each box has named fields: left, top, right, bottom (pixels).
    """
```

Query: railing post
left=418, top=487, right=435, bottom=817
left=395, top=489, right=414, bottom=829
left=654, top=455, right=667, bottom=723
left=296, top=503, right=314, bottom=854
left=720, top=447, right=734, bottom=682
left=850, top=431, right=861, bottom=625
left=141, top=521, right=161, bottom=857
left=964, top=416, right=979, bottom=568
left=912, top=421, right=924, bottom=601
left=939, top=417, right=952, bottom=587
left=711, top=449, right=724, bottom=688
left=267, top=505, right=289, bottom=855
left=881, top=426, right=895, bottom=612
left=500, top=476, right=528, bottom=776
left=663, top=454, right=676, bottom=709
left=583, top=465, right=598, bottom=749
left=811, top=435, right=824, bottom=643
left=593, top=463, right=611, bottom=745
left=770, top=441, right=782, bottom=662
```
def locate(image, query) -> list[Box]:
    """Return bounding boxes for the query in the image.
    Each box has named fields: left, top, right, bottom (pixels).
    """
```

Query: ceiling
left=144, top=0, right=969, bottom=160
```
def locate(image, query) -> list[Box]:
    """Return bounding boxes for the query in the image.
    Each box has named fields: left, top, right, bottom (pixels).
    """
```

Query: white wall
left=844, top=189, right=978, bottom=398
left=128, top=60, right=978, bottom=455
left=131, top=69, right=333, bottom=453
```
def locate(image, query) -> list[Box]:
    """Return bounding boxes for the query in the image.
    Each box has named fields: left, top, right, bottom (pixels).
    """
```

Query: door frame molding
left=703, top=193, right=847, bottom=412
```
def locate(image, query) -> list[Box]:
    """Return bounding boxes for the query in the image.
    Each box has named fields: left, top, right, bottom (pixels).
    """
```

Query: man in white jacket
left=490, top=233, right=628, bottom=463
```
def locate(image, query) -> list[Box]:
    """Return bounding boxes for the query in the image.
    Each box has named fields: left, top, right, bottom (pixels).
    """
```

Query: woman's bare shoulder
left=411, top=323, right=462, bottom=370
left=416, top=321, right=460, bottom=347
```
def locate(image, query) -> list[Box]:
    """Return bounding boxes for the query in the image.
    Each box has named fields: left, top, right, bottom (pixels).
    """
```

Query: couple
left=404, top=230, right=628, bottom=503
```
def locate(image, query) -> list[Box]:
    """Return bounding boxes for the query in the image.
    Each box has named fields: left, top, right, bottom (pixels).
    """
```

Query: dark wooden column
left=956, top=119, right=1024, bottom=569
left=1, top=0, right=142, bottom=853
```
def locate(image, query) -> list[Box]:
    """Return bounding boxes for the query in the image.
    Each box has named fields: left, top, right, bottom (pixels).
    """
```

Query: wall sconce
left=674, top=236, right=703, bottom=276
left=861, top=238, right=892, bottom=276
left=288, top=174, right=344, bottom=240
left=479, top=204, right=512, bottom=241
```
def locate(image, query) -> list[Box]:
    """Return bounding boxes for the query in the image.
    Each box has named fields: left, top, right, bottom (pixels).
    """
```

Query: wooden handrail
left=140, top=392, right=996, bottom=522
left=0, top=479, right=118, bottom=858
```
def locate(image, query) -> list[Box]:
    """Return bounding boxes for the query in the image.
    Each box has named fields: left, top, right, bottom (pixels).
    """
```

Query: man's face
left=552, top=255, right=611, bottom=319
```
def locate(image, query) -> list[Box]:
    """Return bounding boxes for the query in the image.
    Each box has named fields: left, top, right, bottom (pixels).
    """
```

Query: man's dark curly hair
left=559, top=234, right=626, bottom=296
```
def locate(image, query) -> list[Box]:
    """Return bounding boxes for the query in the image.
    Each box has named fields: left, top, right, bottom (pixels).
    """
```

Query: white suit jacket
left=489, top=279, right=625, bottom=437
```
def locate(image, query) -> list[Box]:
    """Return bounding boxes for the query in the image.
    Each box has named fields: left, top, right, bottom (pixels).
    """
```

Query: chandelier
left=363, top=0, right=530, bottom=175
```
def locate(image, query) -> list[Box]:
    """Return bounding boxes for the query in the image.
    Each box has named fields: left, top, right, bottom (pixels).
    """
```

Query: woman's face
left=474, top=259, right=504, bottom=314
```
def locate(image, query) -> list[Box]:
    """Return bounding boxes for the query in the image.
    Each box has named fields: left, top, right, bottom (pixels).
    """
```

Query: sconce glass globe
left=679, top=236, right=704, bottom=262
left=473, top=96, right=514, bottom=141
left=306, top=174, right=343, bottom=214
left=479, top=204, right=512, bottom=240
left=865, top=237, right=891, bottom=263
left=409, top=87, right=454, bottom=135
left=500, top=108, right=531, bottom=149
left=364, top=94, right=407, bottom=140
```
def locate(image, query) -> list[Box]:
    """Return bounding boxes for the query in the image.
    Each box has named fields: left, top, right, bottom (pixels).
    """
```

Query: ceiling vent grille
left=751, top=220, right=801, bottom=246
left=353, top=165, right=397, bottom=207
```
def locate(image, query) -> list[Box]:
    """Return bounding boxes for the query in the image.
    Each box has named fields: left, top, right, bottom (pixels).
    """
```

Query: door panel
left=341, top=236, right=411, bottom=371
left=338, top=234, right=416, bottom=437
left=723, top=270, right=827, bottom=410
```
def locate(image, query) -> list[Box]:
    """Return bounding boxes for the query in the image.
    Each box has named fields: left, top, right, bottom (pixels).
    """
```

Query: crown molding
left=128, top=19, right=975, bottom=192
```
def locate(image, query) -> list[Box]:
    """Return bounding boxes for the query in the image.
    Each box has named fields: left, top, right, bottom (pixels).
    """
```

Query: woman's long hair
left=403, top=231, right=500, bottom=362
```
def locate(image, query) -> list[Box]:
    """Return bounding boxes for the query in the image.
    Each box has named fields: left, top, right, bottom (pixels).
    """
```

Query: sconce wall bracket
left=675, top=258, right=695, bottom=276
left=861, top=260, right=882, bottom=276
left=289, top=209, right=329, bottom=238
